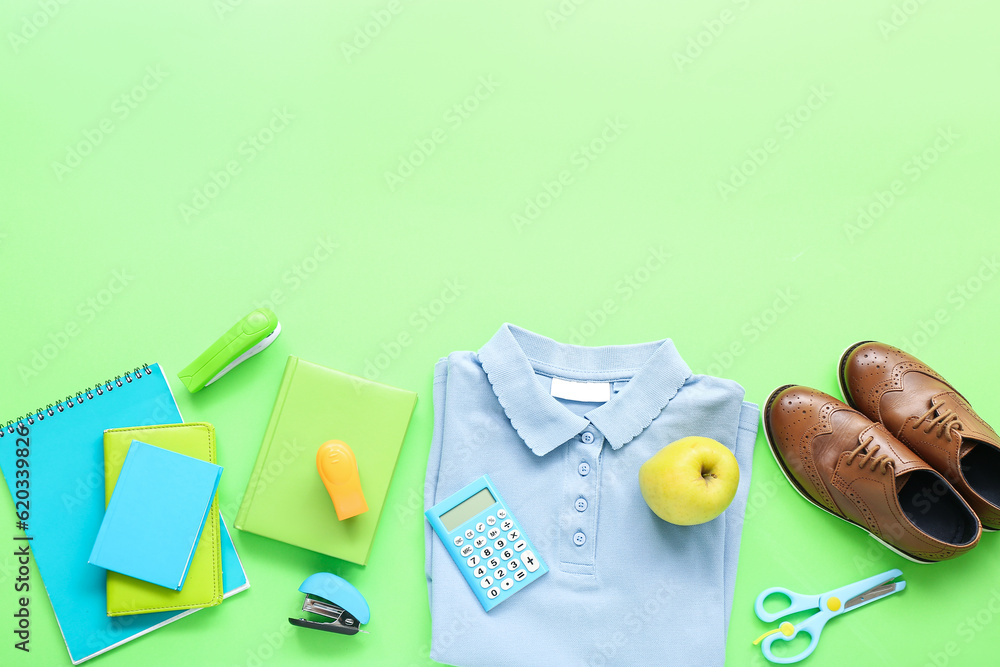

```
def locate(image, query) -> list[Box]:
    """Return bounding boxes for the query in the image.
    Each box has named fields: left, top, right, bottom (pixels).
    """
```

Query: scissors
left=752, top=568, right=905, bottom=664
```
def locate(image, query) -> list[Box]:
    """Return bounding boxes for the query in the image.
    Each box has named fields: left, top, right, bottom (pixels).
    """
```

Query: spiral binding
left=2, top=364, right=153, bottom=437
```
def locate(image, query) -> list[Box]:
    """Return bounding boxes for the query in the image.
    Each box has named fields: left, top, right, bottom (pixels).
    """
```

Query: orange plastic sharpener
left=317, top=440, right=368, bottom=520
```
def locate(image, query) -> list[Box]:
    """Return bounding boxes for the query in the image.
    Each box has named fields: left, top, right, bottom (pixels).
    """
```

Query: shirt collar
left=477, top=324, right=692, bottom=456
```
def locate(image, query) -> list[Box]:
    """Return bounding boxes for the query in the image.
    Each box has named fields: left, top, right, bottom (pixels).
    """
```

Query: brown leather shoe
left=764, top=385, right=980, bottom=562
left=840, top=341, right=1000, bottom=530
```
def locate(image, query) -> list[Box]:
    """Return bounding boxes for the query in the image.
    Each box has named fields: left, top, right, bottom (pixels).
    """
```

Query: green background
left=1, top=1, right=998, bottom=666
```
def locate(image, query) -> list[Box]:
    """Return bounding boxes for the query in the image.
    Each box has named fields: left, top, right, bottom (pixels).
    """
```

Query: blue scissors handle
left=759, top=612, right=829, bottom=664
left=754, top=587, right=820, bottom=623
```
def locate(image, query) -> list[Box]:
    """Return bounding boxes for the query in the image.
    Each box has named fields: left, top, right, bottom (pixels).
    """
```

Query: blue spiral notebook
left=0, top=364, right=250, bottom=665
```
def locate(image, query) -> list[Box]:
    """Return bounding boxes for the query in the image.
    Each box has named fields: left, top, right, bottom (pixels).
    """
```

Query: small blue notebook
left=89, top=440, right=222, bottom=590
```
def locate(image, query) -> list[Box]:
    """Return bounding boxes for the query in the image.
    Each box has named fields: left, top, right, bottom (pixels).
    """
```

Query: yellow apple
left=638, top=436, right=740, bottom=525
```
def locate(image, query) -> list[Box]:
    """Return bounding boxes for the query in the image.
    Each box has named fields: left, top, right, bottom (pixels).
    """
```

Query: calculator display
left=439, top=488, right=495, bottom=532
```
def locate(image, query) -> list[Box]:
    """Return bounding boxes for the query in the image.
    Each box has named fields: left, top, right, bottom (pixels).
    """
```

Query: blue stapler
left=288, top=573, right=370, bottom=635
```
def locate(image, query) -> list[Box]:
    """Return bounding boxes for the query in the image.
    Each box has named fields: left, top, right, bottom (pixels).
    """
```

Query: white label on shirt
left=550, top=378, right=611, bottom=403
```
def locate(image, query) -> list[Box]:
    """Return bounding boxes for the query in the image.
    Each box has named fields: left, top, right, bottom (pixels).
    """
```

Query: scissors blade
left=844, top=578, right=903, bottom=610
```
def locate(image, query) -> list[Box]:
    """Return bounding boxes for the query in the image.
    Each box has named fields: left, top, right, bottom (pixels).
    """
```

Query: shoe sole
left=763, top=384, right=938, bottom=564
left=837, top=341, right=999, bottom=533
left=836, top=340, right=872, bottom=407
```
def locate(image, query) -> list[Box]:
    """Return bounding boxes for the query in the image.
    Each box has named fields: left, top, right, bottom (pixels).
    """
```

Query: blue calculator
left=426, top=475, right=548, bottom=611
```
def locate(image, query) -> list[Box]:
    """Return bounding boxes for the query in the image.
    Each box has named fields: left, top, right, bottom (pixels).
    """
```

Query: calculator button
left=487, top=528, right=500, bottom=540
left=501, top=549, right=513, bottom=560
left=467, top=555, right=480, bottom=567
left=494, top=568, right=506, bottom=579
left=474, top=537, right=487, bottom=548
left=474, top=566, right=487, bottom=578
left=507, top=529, right=520, bottom=542
left=476, top=522, right=485, bottom=533
left=481, top=547, right=493, bottom=558
left=487, top=587, right=500, bottom=599
left=514, top=570, right=527, bottom=582
left=501, top=578, right=514, bottom=590
left=495, top=539, right=506, bottom=549
left=522, top=551, right=540, bottom=572
left=480, top=576, right=493, bottom=588
left=514, top=540, right=527, bottom=552
left=465, top=529, right=475, bottom=540
left=486, top=515, right=496, bottom=526
left=501, top=519, right=513, bottom=531
left=508, top=558, right=520, bottom=570
left=497, top=509, right=507, bottom=519
left=461, top=545, right=474, bottom=557
left=453, top=536, right=463, bottom=547
left=487, top=557, right=500, bottom=569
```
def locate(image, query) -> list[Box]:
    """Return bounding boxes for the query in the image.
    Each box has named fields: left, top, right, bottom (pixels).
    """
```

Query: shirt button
left=581, top=432, right=595, bottom=444
left=575, top=498, right=588, bottom=512
left=573, top=531, right=587, bottom=546
left=578, top=462, right=590, bottom=476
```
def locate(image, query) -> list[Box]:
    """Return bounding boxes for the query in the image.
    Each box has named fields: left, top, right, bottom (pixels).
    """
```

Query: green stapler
left=178, top=308, right=281, bottom=393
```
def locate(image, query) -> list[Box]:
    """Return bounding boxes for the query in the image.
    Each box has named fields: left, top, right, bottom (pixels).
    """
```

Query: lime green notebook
left=103, top=423, right=223, bottom=615
left=235, top=356, right=417, bottom=565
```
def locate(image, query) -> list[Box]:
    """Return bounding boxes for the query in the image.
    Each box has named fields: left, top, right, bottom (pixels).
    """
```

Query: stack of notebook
left=0, top=364, right=250, bottom=665
left=92, top=424, right=225, bottom=615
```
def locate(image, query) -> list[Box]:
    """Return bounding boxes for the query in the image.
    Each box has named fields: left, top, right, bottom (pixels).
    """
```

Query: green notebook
left=102, top=423, right=223, bottom=615
left=236, top=356, right=417, bottom=565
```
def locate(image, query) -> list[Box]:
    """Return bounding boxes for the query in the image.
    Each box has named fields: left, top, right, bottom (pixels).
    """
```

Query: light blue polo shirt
left=424, top=324, right=758, bottom=667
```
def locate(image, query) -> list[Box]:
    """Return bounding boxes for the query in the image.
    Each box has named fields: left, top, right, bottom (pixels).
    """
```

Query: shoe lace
left=846, top=435, right=894, bottom=474
left=912, top=399, right=964, bottom=441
